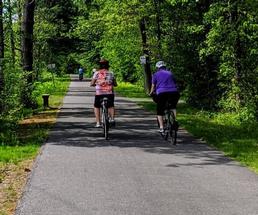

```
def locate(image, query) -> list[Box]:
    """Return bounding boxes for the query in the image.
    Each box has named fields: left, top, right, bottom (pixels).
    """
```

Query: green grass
left=33, top=74, right=70, bottom=108
left=176, top=103, right=258, bottom=173
left=116, top=82, right=258, bottom=174
left=0, top=73, right=70, bottom=214
left=0, top=145, right=40, bottom=164
left=116, top=82, right=147, bottom=98
left=0, top=122, right=49, bottom=164
left=0, top=73, right=70, bottom=164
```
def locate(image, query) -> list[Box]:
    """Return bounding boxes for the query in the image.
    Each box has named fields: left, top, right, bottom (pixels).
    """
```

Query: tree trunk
left=22, top=0, right=35, bottom=73
left=21, top=0, right=35, bottom=108
left=140, top=17, right=152, bottom=93
left=7, top=0, right=15, bottom=65
left=153, top=0, right=162, bottom=58
left=230, top=1, right=242, bottom=105
left=0, top=0, right=4, bottom=113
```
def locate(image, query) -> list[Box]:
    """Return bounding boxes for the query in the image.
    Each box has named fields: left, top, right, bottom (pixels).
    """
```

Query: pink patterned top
left=92, top=69, right=115, bottom=95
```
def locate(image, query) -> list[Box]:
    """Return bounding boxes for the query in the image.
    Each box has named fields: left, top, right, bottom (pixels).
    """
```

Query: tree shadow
left=36, top=79, right=256, bottom=169
left=44, top=104, right=242, bottom=169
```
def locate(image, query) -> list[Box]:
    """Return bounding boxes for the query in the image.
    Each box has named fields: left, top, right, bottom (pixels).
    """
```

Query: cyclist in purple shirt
left=149, top=61, right=180, bottom=133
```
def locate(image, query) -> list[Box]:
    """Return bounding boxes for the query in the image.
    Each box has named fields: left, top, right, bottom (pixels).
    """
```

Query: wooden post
left=42, top=94, right=50, bottom=108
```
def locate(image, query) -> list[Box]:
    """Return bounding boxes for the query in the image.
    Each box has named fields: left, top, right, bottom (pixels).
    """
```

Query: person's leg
left=172, top=109, right=176, bottom=117
left=94, top=107, right=101, bottom=125
left=168, top=92, right=180, bottom=130
left=156, top=93, right=166, bottom=131
left=157, top=115, right=164, bottom=129
left=94, top=95, right=102, bottom=127
left=108, top=107, right=115, bottom=120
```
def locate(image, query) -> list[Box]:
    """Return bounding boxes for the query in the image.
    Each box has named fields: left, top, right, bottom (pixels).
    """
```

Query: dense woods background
left=0, top=0, right=257, bottom=122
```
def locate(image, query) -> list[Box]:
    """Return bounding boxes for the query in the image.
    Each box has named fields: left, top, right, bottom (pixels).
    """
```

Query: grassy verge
left=0, top=73, right=70, bottom=215
left=116, top=82, right=258, bottom=174
left=176, top=103, right=258, bottom=173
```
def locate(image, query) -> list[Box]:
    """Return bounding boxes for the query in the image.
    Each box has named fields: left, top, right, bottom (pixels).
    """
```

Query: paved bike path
left=16, top=75, right=258, bottom=215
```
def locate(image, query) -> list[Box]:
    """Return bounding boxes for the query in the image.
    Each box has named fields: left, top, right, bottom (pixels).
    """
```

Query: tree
left=201, top=0, right=258, bottom=117
left=7, top=0, right=15, bottom=65
left=41, top=0, right=79, bottom=71
left=140, top=17, right=152, bottom=92
left=21, top=0, right=35, bottom=108
left=0, top=0, right=4, bottom=113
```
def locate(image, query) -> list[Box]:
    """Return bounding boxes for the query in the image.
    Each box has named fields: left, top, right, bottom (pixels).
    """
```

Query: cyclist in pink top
left=90, top=59, right=117, bottom=128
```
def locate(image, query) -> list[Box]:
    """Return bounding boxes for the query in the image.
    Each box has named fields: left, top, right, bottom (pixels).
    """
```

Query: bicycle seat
left=100, top=97, right=108, bottom=103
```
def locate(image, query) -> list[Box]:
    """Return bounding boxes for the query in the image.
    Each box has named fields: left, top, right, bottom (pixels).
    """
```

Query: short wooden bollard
left=42, top=94, right=50, bottom=108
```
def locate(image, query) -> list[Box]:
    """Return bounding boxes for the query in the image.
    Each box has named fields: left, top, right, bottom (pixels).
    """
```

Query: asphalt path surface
left=16, top=75, right=258, bottom=215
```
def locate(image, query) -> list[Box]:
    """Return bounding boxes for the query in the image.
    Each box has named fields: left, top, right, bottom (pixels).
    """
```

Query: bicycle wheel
left=169, top=111, right=177, bottom=145
left=102, top=108, right=109, bottom=140
left=163, top=115, right=169, bottom=140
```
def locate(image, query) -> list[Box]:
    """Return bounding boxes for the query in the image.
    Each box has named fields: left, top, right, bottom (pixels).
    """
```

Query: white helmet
left=155, top=61, right=166, bottom=69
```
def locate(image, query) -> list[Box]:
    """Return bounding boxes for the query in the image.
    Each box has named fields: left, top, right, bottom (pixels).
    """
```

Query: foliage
left=32, top=71, right=70, bottom=106
left=116, top=82, right=147, bottom=98
left=1, top=65, right=23, bottom=120
left=71, top=0, right=147, bottom=83
left=34, top=0, right=81, bottom=73
left=0, top=72, right=70, bottom=163
left=0, top=0, right=257, bottom=135
left=51, top=0, right=258, bottom=119
left=177, top=103, right=258, bottom=173
left=200, top=0, right=258, bottom=117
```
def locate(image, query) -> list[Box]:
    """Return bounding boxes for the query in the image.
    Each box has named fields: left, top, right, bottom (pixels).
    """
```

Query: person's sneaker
left=109, top=119, right=116, bottom=127
left=159, top=128, right=164, bottom=133
left=95, top=123, right=102, bottom=128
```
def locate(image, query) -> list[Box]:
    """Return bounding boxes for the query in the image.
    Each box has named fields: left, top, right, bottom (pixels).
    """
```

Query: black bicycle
left=101, top=97, right=110, bottom=140
left=79, top=73, right=83, bottom=81
left=159, top=101, right=178, bottom=145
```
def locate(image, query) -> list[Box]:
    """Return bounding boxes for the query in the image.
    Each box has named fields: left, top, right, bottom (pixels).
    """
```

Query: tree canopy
left=0, top=0, right=257, bottom=121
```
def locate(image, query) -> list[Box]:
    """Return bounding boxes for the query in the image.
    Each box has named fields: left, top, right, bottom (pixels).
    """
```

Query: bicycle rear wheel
left=169, top=111, right=177, bottom=145
left=163, top=118, right=169, bottom=140
left=102, top=108, right=109, bottom=140
left=169, top=125, right=177, bottom=145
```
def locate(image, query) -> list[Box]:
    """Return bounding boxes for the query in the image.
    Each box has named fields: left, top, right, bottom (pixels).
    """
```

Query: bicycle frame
left=160, top=102, right=177, bottom=145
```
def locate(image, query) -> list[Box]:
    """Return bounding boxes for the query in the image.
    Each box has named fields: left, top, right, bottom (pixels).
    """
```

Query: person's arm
left=90, top=78, right=96, bottom=86
left=149, top=73, right=156, bottom=95
left=149, top=84, right=155, bottom=95
left=90, top=72, right=97, bottom=86
left=113, top=77, right=117, bottom=87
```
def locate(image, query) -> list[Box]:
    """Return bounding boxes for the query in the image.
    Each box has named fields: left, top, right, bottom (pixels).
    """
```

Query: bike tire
left=103, top=109, right=109, bottom=140
left=163, top=118, right=168, bottom=140
left=170, top=127, right=177, bottom=145
left=169, top=112, right=177, bottom=145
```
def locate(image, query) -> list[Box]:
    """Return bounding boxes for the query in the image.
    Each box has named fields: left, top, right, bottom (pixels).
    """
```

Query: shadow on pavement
left=44, top=78, right=239, bottom=169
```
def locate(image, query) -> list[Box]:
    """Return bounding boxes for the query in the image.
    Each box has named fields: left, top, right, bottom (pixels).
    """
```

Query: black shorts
left=94, top=94, right=115, bottom=108
left=156, top=92, right=180, bottom=115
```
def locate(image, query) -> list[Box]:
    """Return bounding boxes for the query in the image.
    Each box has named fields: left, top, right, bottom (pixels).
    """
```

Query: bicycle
left=159, top=101, right=178, bottom=145
left=79, top=73, right=83, bottom=81
left=101, top=97, right=110, bottom=140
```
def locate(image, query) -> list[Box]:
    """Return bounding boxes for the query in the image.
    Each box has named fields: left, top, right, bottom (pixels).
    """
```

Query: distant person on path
left=149, top=60, right=180, bottom=133
left=78, top=66, right=84, bottom=81
left=90, top=59, right=117, bottom=128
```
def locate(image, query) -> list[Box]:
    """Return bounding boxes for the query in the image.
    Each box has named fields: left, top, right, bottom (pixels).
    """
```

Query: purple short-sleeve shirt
left=152, top=68, right=178, bottom=95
